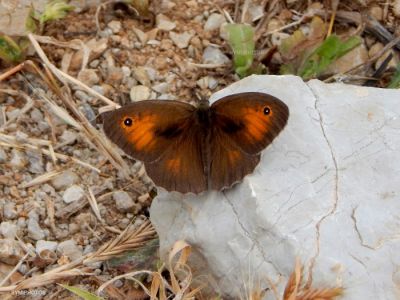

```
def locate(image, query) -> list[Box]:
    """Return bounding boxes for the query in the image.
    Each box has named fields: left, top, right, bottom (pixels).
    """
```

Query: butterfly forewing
left=102, top=100, right=195, bottom=162
left=210, top=92, right=289, bottom=155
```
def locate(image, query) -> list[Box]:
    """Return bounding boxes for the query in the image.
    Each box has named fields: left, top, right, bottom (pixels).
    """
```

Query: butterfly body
left=102, top=92, right=289, bottom=194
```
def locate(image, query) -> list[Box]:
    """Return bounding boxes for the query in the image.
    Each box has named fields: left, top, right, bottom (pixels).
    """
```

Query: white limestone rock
left=150, top=75, right=400, bottom=300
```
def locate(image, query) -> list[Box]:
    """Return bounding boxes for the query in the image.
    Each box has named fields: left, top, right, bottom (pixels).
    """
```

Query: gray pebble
left=26, top=149, right=44, bottom=174
left=0, top=148, right=7, bottom=163
left=36, top=240, right=58, bottom=254
left=27, top=218, right=46, bottom=240
left=3, top=202, right=17, bottom=219
left=113, top=191, right=137, bottom=212
left=57, top=239, right=83, bottom=261
left=204, top=13, right=226, bottom=31
left=0, top=221, right=18, bottom=238
left=62, top=185, right=85, bottom=203
left=51, top=170, right=79, bottom=190
left=202, top=46, right=230, bottom=64
left=10, top=149, right=28, bottom=169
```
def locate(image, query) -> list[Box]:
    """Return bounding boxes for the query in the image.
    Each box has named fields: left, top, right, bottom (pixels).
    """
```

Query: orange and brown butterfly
left=102, top=92, right=289, bottom=194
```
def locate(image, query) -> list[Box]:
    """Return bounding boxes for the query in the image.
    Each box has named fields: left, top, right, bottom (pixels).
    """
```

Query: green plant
left=299, top=35, right=361, bottom=80
left=0, top=35, right=23, bottom=63
left=225, top=23, right=260, bottom=78
left=38, top=0, right=75, bottom=30
left=388, top=63, right=400, bottom=88
left=61, top=284, right=104, bottom=300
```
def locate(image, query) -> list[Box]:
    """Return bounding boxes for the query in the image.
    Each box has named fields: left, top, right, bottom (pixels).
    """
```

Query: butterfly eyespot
left=263, top=107, right=271, bottom=115
left=124, top=118, right=133, bottom=126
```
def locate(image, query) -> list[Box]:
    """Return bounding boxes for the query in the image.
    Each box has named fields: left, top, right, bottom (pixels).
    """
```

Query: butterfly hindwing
left=209, top=127, right=260, bottom=191
left=144, top=124, right=207, bottom=193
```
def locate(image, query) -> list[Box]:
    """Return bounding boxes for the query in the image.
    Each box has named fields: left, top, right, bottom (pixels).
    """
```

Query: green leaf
left=299, top=35, right=361, bottom=80
left=388, top=63, right=400, bottom=88
left=0, top=35, right=23, bottom=63
left=25, top=8, right=38, bottom=33
left=60, top=284, right=104, bottom=300
left=39, top=0, right=75, bottom=25
left=225, top=24, right=255, bottom=78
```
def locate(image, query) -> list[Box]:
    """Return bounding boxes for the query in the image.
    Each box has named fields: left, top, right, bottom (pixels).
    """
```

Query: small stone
left=208, top=76, right=218, bottom=90
left=196, top=76, right=209, bottom=89
left=169, top=31, right=194, bottom=49
left=202, top=46, right=230, bottom=65
left=152, top=82, right=169, bottom=93
left=132, top=66, right=151, bottom=86
left=204, top=13, right=225, bottom=31
left=26, top=149, right=44, bottom=174
left=36, top=240, right=58, bottom=254
left=394, top=0, right=400, bottom=17
left=113, top=191, right=137, bottom=212
left=63, top=185, right=85, bottom=203
left=0, top=222, right=18, bottom=238
left=369, top=6, right=383, bottom=21
left=132, top=28, right=148, bottom=44
left=158, top=93, right=176, bottom=100
left=10, top=149, right=27, bottom=169
left=0, top=148, right=7, bottom=163
left=0, top=239, right=24, bottom=265
left=130, top=85, right=151, bottom=102
left=51, top=170, right=79, bottom=190
left=30, top=108, right=43, bottom=123
left=247, top=4, right=264, bottom=22
left=91, top=85, right=104, bottom=95
left=80, top=103, right=96, bottom=122
left=77, top=69, right=99, bottom=86
left=27, top=218, right=45, bottom=240
left=121, top=66, right=131, bottom=78
left=74, top=90, right=91, bottom=102
left=6, top=108, right=20, bottom=120
left=156, top=14, right=176, bottom=31
left=107, top=67, right=124, bottom=85
left=57, top=239, right=82, bottom=261
left=108, top=20, right=122, bottom=33
left=3, top=202, right=17, bottom=219
left=60, top=130, right=78, bottom=145
left=70, top=38, right=108, bottom=70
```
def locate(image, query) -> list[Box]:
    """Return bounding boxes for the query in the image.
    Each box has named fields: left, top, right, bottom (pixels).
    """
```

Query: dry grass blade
left=282, top=259, right=343, bottom=300
left=27, top=35, right=137, bottom=181
left=28, top=34, right=118, bottom=108
left=84, top=220, right=157, bottom=264
left=0, top=220, right=156, bottom=293
left=0, top=89, right=34, bottom=129
left=21, top=169, right=62, bottom=188
left=0, top=132, right=100, bottom=173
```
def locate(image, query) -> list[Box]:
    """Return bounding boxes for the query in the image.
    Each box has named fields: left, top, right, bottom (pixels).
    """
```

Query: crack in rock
left=306, top=83, right=340, bottom=283
left=223, top=191, right=279, bottom=274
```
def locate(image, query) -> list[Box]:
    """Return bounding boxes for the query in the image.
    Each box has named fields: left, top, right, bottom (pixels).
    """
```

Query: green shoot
left=39, top=0, right=75, bottom=27
left=0, top=35, right=23, bottom=63
left=388, top=63, right=400, bottom=88
left=60, top=284, right=104, bottom=300
left=299, top=35, right=361, bottom=80
left=225, top=24, right=256, bottom=78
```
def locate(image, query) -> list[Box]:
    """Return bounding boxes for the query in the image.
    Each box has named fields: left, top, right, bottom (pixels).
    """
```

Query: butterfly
left=102, top=92, right=289, bottom=194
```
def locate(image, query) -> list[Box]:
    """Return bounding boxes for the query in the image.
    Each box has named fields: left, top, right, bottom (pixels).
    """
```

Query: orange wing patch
left=227, top=149, right=241, bottom=164
left=121, top=115, right=157, bottom=151
left=166, top=158, right=182, bottom=174
left=243, top=108, right=271, bottom=141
